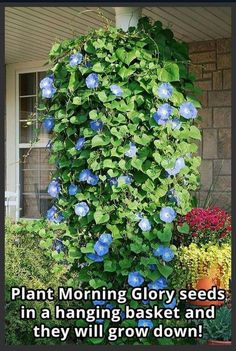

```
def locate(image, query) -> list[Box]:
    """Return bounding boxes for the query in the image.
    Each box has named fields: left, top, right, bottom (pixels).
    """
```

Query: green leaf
left=81, top=243, right=94, bottom=253
left=177, top=222, right=190, bottom=234
left=52, top=141, right=64, bottom=152
left=68, top=71, right=77, bottom=92
left=72, top=97, right=82, bottom=105
left=94, top=211, right=110, bottom=224
left=156, top=262, right=173, bottom=278
left=189, top=126, right=201, bottom=140
left=89, top=279, right=108, bottom=288
left=118, top=66, right=136, bottom=79
left=157, top=225, right=172, bottom=243
left=104, top=260, right=117, bottom=272
left=97, top=91, right=107, bottom=102
left=92, top=135, right=110, bottom=147
left=158, top=62, right=180, bottom=82
left=92, top=62, right=104, bottom=73
left=115, top=48, right=137, bottom=65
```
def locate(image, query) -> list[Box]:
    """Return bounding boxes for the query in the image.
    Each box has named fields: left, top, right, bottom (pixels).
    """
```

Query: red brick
left=208, top=91, right=231, bottom=107
left=217, top=53, right=231, bottom=69
left=190, top=51, right=216, bottom=64
left=212, top=71, right=222, bottom=90
left=203, top=129, right=217, bottom=159
left=196, top=80, right=212, bottom=91
left=213, top=107, right=231, bottom=128
left=189, top=64, right=202, bottom=79
left=217, top=38, right=231, bottom=54
left=203, top=63, right=216, bottom=72
left=189, top=40, right=216, bottom=54
left=218, top=129, right=231, bottom=158
left=223, top=69, right=231, bottom=90
left=199, top=108, right=212, bottom=128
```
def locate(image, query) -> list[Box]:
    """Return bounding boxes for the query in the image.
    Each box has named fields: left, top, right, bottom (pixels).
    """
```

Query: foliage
left=37, top=17, right=201, bottom=344
left=171, top=243, right=231, bottom=290
left=175, top=207, right=231, bottom=246
left=199, top=306, right=231, bottom=342
left=5, top=219, right=75, bottom=345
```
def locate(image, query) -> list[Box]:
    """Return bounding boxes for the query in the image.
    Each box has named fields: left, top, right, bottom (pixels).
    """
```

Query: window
left=18, top=71, right=55, bottom=218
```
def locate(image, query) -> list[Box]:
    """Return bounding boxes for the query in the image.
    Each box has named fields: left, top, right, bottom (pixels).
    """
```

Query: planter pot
left=207, top=340, right=231, bottom=345
left=188, top=267, right=225, bottom=307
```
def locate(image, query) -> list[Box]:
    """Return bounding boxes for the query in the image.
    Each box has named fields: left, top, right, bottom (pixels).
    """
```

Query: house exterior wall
left=189, top=38, right=231, bottom=211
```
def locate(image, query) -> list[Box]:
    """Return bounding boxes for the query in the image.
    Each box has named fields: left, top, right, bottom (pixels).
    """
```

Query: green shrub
left=5, top=219, right=75, bottom=345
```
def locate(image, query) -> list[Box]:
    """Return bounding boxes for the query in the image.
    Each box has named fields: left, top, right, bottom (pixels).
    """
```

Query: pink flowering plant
left=175, top=207, right=231, bottom=246
left=38, top=17, right=201, bottom=344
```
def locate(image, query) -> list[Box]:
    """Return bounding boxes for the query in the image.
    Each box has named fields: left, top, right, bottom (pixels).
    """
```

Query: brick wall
left=189, top=38, right=231, bottom=211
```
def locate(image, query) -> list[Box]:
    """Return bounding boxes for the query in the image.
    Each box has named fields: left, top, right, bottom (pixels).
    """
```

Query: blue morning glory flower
left=78, top=169, right=98, bottom=186
left=110, top=84, right=123, bottom=97
left=99, top=233, right=113, bottom=246
left=166, top=157, right=185, bottom=176
left=120, top=311, right=126, bottom=320
left=165, top=166, right=179, bottom=176
left=157, top=83, right=173, bottom=99
left=138, top=319, right=153, bottom=329
left=142, top=299, right=150, bottom=305
left=109, top=177, right=118, bottom=186
left=118, top=175, right=133, bottom=185
left=43, top=116, right=54, bottom=133
left=46, top=205, right=57, bottom=220
left=154, top=103, right=173, bottom=125
left=175, top=157, right=185, bottom=171
left=153, top=111, right=168, bottom=125
left=135, top=212, right=144, bottom=221
left=85, top=61, right=92, bottom=68
left=167, top=188, right=179, bottom=204
left=164, top=297, right=177, bottom=309
left=53, top=238, right=65, bottom=253
left=93, top=300, right=106, bottom=306
left=162, top=247, right=175, bottom=262
left=87, top=173, right=99, bottom=186
left=170, top=118, right=182, bottom=130
left=160, top=206, right=177, bottom=223
left=46, top=205, right=63, bottom=223
left=106, top=303, right=114, bottom=310
left=68, top=184, right=79, bottom=195
left=158, top=103, right=173, bottom=119
left=47, top=180, right=60, bottom=198
left=53, top=213, right=64, bottom=223
left=90, top=119, right=103, bottom=132
left=75, top=202, right=89, bottom=217
left=69, top=52, right=83, bottom=67
left=125, top=142, right=137, bottom=158
left=153, top=245, right=165, bottom=257
left=179, top=102, right=198, bottom=119
left=42, top=86, right=57, bottom=99
left=86, top=253, right=104, bottom=262
left=138, top=218, right=152, bottom=232
left=96, top=319, right=104, bottom=324
left=94, top=241, right=109, bottom=256
left=86, top=73, right=99, bottom=89
left=40, top=76, right=54, bottom=89
left=149, top=264, right=157, bottom=271
left=128, top=271, right=144, bottom=287
left=75, top=137, right=85, bottom=151
left=148, top=277, right=167, bottom=290
left=79, top=169, right=91, bottom=182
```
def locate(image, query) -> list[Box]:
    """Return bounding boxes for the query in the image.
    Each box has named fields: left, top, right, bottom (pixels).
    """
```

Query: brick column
left=189, top=38, right=231, bottom=210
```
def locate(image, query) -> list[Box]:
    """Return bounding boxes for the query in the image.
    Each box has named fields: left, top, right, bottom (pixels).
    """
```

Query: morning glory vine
left=38, top=16, right=201, bottom=344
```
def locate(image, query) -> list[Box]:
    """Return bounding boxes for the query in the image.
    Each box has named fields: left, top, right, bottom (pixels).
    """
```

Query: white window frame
left=6, top=60, right=51, bottom=220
